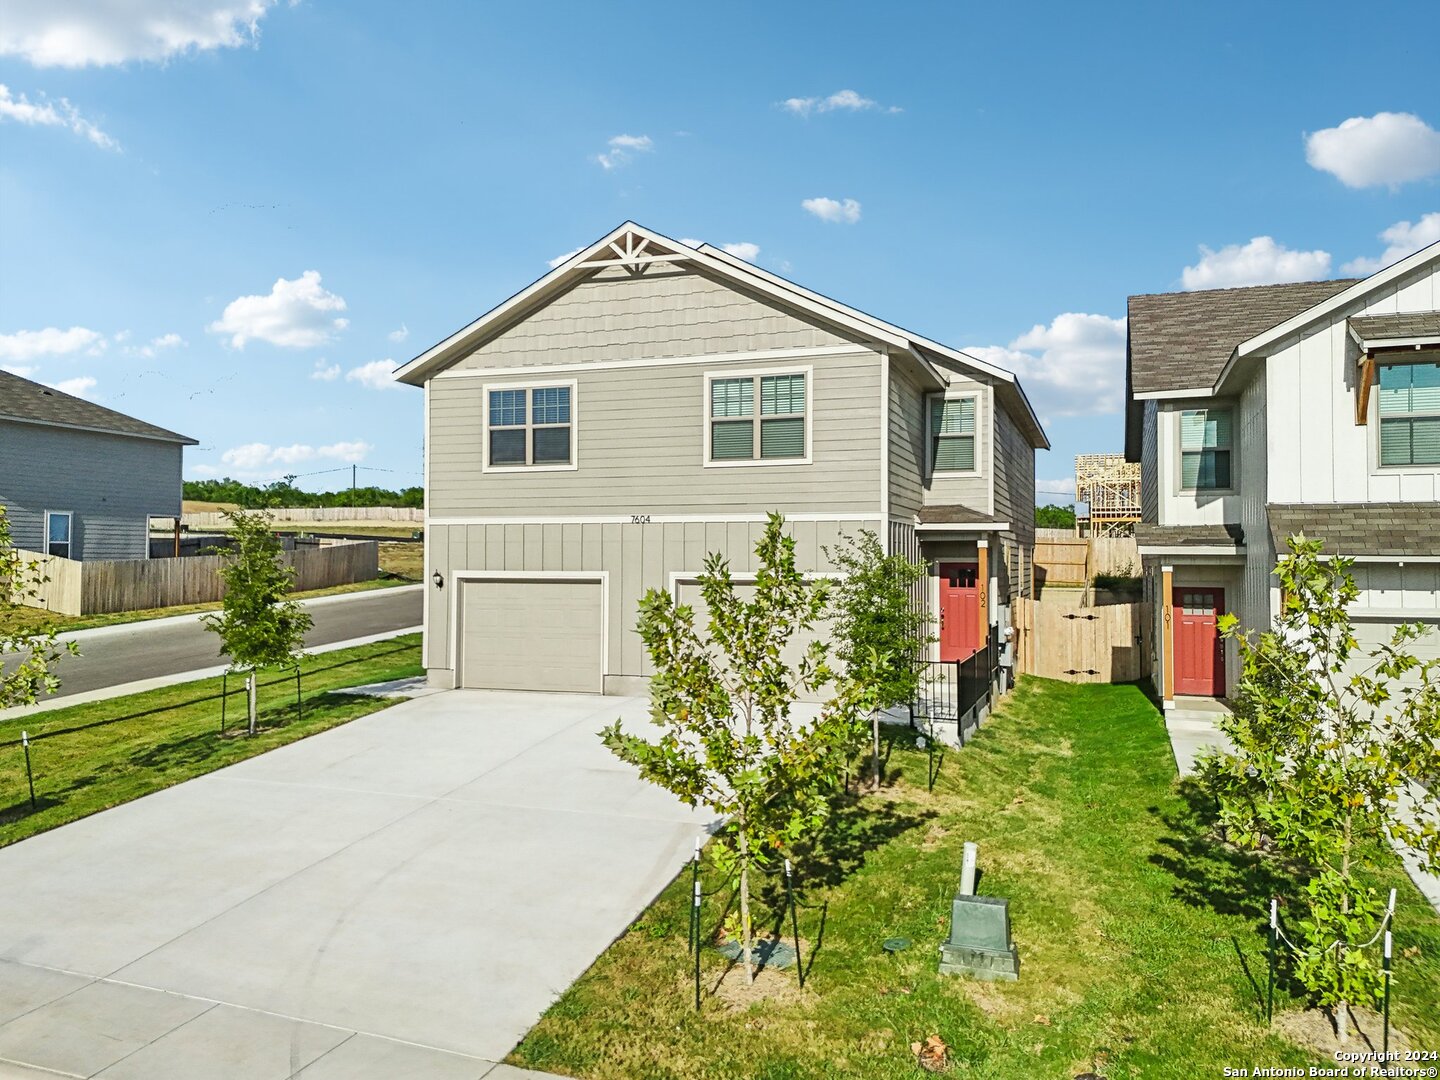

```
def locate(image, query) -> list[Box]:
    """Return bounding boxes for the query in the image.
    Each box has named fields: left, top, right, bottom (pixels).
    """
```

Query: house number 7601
left=630, top=515, right=651, bottom=524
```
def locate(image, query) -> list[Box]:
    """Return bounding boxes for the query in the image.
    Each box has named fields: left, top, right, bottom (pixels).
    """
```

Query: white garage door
left=459, top=578, right=603, bottom=694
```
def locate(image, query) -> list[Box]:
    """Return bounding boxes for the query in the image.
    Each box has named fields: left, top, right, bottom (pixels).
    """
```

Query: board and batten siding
left=1236, top=370, right=1275, bottom=634
left=428, top=350, right=884, bottom=517
left=1263, top=260, right=1440, bottom=504
left=449, top=265, right=862, bottom=372
left=0, top=420, right=183, bottom=560
left=425, top=517, right=877, bottom=685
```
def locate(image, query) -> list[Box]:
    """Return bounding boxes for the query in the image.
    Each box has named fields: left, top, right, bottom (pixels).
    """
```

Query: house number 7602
left=630, top=515, right=651, bottom=524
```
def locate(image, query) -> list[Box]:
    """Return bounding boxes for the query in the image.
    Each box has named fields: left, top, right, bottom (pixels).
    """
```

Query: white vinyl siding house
left=401, top=223, right=1048, bottom=694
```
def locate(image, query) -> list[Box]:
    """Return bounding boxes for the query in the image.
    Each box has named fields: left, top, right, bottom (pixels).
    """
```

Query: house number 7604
left=630, top=515, right=651, bottom=524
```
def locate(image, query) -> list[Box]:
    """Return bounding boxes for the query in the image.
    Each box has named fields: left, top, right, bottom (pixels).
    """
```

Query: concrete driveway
left=0, top=691, right=711, bottom=1078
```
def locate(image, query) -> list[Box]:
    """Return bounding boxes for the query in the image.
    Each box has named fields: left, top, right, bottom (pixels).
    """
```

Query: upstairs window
left=1180, top=408, right=1232, bottom=490
left=931, top=396, right=977, bottom=472
left=1378, top=362, right=1440, bottom=467
left=708, top=372, right=808, bottom=462
left=487, top=384, right=573, bottom=468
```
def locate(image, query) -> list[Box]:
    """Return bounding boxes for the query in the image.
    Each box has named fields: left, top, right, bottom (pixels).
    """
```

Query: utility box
left=939, top=846, right=1019, bottom=981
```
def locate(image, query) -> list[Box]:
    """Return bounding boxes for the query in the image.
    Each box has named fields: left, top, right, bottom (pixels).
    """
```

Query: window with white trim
left=1378, top=361, right=1440, bottom=467
left=487, top=385, right=572, bottom=467
left=1179, top=408, right=1232, bottom=490
left=45, top=511, right=72, bottom=558
left=930, top=396, right=977, bottom=472
left=708, top=372, right=807, bottom=461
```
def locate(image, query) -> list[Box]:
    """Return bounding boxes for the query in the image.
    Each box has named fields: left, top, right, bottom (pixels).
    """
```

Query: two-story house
left=1, top=369, right=196, bottom=560
left=395, top=222, right=1048, bottom=694
left=1125, top=241, right=1440, bottom=711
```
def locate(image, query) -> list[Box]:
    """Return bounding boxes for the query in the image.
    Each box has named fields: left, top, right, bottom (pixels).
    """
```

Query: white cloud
left=218, top=439, right=372, bottom=475
left=720, top=241, right=761, bottom=261
left=48, top=375, right=97, bottom=398
left=802, top=196, right=862, bottom=224
left=310, top=359, right=340, bottom=381
left=1305, top=112, right=1440, bottom=189
left=1, top=364, right=37, bottom=377
left=208, top=270, right=348, bottom=349
left=387, top=323, right=409, bottom=344
left=122, top=331, right=186, bottom=358
left=0, top=326, right=106, bottom=361
left=596, top=133, right=652, bottom=170
left=345, top=359, right=398, bottom=390
left=547, top=247, right=583, bottom=269
left=0, top=1, right=278, bottom=68
left=1180, top=237, right=1332, bottom=290
left=1037, top=477, right=1077, bottom=498
left=1342, top=213, right=1440, bottom=275
left=964, top=312, right=1128, bottom=418
left=0, top=84, right=116, bottom=148
left=782, top=89, right=901, bottom=117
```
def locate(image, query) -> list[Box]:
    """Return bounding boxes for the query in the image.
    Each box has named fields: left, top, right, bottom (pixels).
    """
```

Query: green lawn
left=1, top=634, right=422, bottom=847
left=510, top=678, right=1440, bottom=1079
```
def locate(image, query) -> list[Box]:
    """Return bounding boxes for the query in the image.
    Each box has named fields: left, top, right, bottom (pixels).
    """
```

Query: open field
left=0, top=634, right=423, bottom=848
left=510, top=678, right=1440, bottom=1079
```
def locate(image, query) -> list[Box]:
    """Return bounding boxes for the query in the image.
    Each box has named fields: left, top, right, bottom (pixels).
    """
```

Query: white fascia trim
left=423, top=384, right=432, bottom=648
left=426, top=512, right=884, bottom=527
left=1352, top=334, right=1440, bottom=352
left=431, top=344, right=873, bottom=381
left=1133, top=387, right=1217, bottom=401
left=446, top=569, right=610, bottom=682
left=1236, top=241, right=1440, bottom=361
left=0, top=414, right=196, bottom=446
left=1138, top=545, right=1245, bottom=558
left=1331, top=554, right=1440, bottom=564
left=915, top=521, right=1009, bottom=533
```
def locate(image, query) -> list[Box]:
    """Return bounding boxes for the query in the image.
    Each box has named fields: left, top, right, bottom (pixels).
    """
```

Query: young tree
left=601, top=513, right=852, bottom=982
left=0, top=507, right=79, bottom=709
left=201, top=509, right=313, bottom=735
left=824, top=528, right=933, bottom=788
left=1200, top=537, right=1439, bottom=1043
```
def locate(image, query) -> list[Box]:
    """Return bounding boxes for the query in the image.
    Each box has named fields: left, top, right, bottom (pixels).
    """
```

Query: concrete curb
left=0, top=626, right=423, bottom=722
left=48, top=583, right=422, bottom=646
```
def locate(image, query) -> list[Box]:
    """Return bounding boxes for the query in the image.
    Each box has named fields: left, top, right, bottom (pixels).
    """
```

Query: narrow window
left=1378, top=362, right=1440, bottom=467
left=46, top=511, right=72, bottom=558
left=1180, top=408, right=1232, bottom=490
left=759, top=374, right=806, bottom=459
left=488, top=389, right=527, bottom=465
left=931, top=397, right=977, bottom=472
left=530, top=385, right=572, bottom=465
left=710, top=377, right=754, bottom=460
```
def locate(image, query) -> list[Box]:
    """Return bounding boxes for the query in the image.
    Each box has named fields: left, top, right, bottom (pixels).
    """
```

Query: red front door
left=939, top=562, right=980, bottom=661
left=1175, top=587, right=1225, bottom=697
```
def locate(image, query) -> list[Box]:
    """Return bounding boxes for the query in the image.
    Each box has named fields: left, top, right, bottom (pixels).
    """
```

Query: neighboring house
left=0, top=370, right=197, bottom=561
left=1124, top=242, right=1440, bottom=710
left=396, top=222, right=1048, bottom=695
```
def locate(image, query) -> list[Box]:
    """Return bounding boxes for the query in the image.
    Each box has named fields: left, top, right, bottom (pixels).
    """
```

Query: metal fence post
left=1383, top=929, right=1392, bottom=1055
left=295, top=665, right=303, bottom=722
left=1266, top=898, right=1276, bottom=1025
left=221, top=670, right=228, bottom=734
left=22, top=731, right=37, bottom=811
left=687, top=837, right=700, bottom=956
left=692, top=878, right=702, bottom=1011
left=785, top=858, right=804, bottom=988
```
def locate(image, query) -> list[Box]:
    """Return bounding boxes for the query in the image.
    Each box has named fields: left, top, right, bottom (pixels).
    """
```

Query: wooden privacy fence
left=181, top=506, right=422, bottom=528
left=1034, top=535, right=1140, bottom=587
left=17, top=539, right=379, bottom=616
left=1013, top=598, right=1151, bottom=684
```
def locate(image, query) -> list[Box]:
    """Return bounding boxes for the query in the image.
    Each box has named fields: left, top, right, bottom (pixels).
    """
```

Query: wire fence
left=3, top=643, right=415, bottom=819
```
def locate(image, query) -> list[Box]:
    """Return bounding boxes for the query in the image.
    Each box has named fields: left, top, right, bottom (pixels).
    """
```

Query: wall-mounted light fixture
left=432, top=570, right=444, bottom=589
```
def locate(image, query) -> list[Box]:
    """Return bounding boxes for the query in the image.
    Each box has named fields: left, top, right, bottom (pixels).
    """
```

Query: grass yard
left=0, top=633, right=422, bottom=848
left=511, top=679, right=1440, bottom=1079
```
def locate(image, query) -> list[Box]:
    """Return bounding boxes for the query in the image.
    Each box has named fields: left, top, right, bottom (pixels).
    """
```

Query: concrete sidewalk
left=0, top=690, right=710, bottom=1077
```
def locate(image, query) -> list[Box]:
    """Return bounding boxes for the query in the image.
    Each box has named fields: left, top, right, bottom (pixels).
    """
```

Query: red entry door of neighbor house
left=1175, top=588, right=1225, bottom=697
left=939, top=562, right=980, bottom=661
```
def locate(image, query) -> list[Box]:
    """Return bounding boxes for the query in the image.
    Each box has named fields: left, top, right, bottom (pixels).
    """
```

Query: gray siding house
left=0, top=370, right=196, bottom=561
left=397, top=223, right=1048, bottom=695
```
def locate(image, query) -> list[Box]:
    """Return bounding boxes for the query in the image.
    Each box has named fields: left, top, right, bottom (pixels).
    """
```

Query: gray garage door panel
left=460, top=579, right=603, bottom=693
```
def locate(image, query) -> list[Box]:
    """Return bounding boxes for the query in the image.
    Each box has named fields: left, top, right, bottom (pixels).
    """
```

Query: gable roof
left=394, top=222, right=1049, bottom=449
left=1127, top=279, right=1358, bottom=396
left=0, top=369, right=197, bottom=445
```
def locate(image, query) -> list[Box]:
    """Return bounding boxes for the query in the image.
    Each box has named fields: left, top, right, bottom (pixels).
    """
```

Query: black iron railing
left=909, top=625, right=1000, bottom=740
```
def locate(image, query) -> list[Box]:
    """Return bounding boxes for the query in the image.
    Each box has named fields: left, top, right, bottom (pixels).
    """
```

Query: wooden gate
left=1013, top=599, right=1152, bottom=684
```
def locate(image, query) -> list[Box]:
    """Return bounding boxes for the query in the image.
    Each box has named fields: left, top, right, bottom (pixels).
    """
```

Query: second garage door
left=459, top=578, right=604, bottom=694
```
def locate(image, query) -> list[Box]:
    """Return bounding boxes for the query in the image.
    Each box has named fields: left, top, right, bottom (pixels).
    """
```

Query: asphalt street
left=5, top=586, right=422, bottom=701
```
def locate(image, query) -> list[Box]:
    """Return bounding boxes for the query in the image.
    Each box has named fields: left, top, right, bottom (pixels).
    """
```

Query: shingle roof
left=1127, top=279, right=1358, bottom=394
left=1348, top=311, right=1440, bottom=342
left=0, top=369, right=197, bottom=444
left=1134, top=523, right=1245, bottom=548
left=917, top=505, right=1004, bottom=526
left=1267, top=503, right=1440, bottom=557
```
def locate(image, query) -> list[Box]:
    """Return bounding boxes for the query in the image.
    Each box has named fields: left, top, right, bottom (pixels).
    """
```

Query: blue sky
left=2, top=1, right=1438, bottom=504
